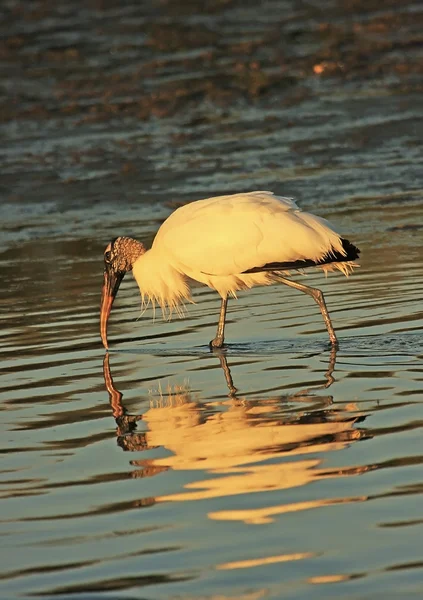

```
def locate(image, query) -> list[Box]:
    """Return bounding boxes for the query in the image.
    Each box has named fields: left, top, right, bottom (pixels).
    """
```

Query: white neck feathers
left=132, top=248, right=192, bottom=317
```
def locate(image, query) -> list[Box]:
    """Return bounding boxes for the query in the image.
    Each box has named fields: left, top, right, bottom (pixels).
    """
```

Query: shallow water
left=1, top=1, right=423, bottom=599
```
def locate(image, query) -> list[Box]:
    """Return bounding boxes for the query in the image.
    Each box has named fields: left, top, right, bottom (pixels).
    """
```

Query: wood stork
left=100, top=191, right=359, bottom=349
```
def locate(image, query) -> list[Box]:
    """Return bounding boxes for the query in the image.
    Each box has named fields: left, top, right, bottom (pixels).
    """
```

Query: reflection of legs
left=294, top=344, right=338, bottom=398
left=210, top=296, right=228, bottom=349
left=278, top=277, right=338, bottom=346
left=324, top=344, right=337, bottom=387
left=213, top=350, right=237, bottom=396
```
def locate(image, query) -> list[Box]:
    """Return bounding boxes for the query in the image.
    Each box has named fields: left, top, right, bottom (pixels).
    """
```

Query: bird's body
left=133, top=191, right=354, bottom=311
left=100, top=191, right=360, bottom=349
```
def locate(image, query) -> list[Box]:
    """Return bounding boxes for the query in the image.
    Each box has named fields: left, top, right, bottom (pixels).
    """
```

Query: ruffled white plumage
left=132, top=191, right=356, bottom=312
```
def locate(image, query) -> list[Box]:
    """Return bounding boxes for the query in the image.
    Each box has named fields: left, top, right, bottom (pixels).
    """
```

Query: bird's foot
left=209, top=338, right=225, bottom=351
left=329, top=337, right=339, bottom=350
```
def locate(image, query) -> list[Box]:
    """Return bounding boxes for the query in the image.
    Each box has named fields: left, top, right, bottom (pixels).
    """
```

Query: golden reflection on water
left=104, top=352, right=370, bottom=524
left=308, top=573, right=358, bottom=584
left=217, top=552, right=315, bottom=570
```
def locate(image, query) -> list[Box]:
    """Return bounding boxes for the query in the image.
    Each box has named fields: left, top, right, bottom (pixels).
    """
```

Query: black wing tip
left=338, top=238, right=360, bottom=262
left=243, top=237, right=360, bottom=274
left=312, top=237, right=360, bottom=266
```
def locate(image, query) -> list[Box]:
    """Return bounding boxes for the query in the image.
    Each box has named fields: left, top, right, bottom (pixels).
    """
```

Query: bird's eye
left=104, top=251, right=112, bottom=263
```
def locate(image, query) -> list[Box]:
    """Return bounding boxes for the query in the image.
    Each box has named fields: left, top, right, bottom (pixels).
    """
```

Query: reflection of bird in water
left=100, top=191, right=360, bottom=349
left=103, top=352, right=371, bottom=523
left=218, top=343, right=338, bottom=396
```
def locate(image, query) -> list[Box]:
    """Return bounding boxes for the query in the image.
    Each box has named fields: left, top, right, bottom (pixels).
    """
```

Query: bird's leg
left=210, top=296, right=228, bottom=349
left=278, top=277, right=338, bottom=347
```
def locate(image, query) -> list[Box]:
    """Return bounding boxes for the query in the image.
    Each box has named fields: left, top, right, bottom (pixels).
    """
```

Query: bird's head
left=100, top=236, right=145, bottom=349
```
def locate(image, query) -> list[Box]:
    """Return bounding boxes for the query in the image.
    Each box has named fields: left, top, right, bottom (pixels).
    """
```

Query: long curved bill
left=100, top=266, right=125, bottom=349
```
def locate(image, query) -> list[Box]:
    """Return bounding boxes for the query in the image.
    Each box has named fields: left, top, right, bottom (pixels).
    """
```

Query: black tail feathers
left=243, top=238, right=360, bottom=274
left=322, top=238, right=360, bottom=264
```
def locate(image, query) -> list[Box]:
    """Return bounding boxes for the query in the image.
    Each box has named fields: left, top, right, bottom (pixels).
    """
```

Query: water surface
left=1, top=1, right=423, bottom=598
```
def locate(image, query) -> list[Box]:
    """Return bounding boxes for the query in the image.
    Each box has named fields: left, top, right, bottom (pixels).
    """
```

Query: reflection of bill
left=103, top=353, right=370, bottom=523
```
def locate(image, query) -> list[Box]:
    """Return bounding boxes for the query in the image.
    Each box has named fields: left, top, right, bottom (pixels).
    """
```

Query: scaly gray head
left=100, top=236, right=145, bottom=349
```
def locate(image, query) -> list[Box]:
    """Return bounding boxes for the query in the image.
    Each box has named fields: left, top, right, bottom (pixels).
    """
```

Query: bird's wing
left=153, top=191, right=343, bottom=276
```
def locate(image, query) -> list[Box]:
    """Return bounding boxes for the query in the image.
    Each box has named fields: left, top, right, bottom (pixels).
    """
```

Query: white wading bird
left=100, top=191, right=360, bottom=349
